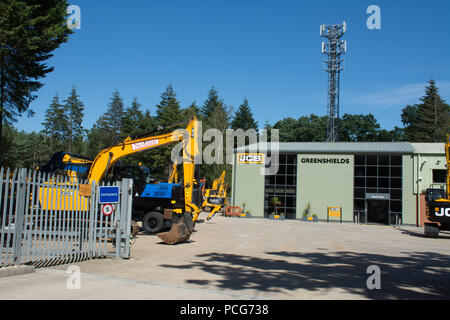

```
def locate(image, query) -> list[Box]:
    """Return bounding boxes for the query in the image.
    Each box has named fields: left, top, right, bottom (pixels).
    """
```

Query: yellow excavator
left=424, top=134, right=450, bottom=238
left=39, top=152, right=93, bottom=181
left=202, top=170, right=228, bottom=221
left=39, top=117, right=202, bottom=244
left=168, top=162, right=179, bottom=184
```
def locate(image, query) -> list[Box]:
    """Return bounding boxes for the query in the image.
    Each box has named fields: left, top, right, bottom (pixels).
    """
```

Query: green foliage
left=86, top=90, right=125, bottom=157
left=156, top=85, right=183, bottom=127
left=105, top=90, right=125, bottom=145
left=270, top=196, right=282, bottom=215
left=122, top=97, right=145, bottom=137
left=63, top=86, right=85, bottom=153
left=41, top=94, right=67, bottom=155
left=40, top=88, right=85, bottom=157
left=182, top=102, right=201, bottom=120
left=303, top=202, right=311, bottom=218
left=231, top=98, right=258, bottom=130
left=1, top=123, right=47, bottom=169
left=273, top=116, right=326, bottom=142
left=121, top=98, right=158, bottom=167
left=401, top=80, right=450, bottom=142
left=201, top=87, right=222, bottom=120
left=199, top=87, right=232, bottom=190
left=86, top=115, right=110, bottom=158
left=150, top=85, right=184, bottom=178
left=0, top=0, right=72, bottom=165
left=272, top=113, right=402, bottom=143
left=339, top=114, right=380, bottom=142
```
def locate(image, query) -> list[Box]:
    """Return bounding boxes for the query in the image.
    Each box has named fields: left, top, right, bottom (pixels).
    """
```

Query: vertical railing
left=0, top=168, right=133, bottom=268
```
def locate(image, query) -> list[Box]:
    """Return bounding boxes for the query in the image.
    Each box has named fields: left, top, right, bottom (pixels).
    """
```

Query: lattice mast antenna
left=320, top=22, right=347, bottom=142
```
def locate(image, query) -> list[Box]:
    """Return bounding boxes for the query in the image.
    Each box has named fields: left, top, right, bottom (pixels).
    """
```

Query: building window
left=433, top=169, right=447, bottom=184
left=354, top=155, right=403, bottom=225
left=264, top=154, right=297, bottom=219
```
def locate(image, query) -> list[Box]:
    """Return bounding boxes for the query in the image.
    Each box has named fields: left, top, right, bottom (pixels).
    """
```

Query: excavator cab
left=425, top=187, right=446, bottom=204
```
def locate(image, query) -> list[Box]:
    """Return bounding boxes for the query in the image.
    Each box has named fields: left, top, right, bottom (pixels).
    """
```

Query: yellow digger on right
left=424, top=134, right=450, bottom=237
left=202, top=171, right=228, bottom=221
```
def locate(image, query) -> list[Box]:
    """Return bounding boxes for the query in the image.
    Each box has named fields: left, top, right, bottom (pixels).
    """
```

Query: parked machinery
left=202, top=170, right=228, bottom=221
left=39, top=151, right=93, bottom=180
left=39, top=117, right=202, bottom=244
left=168, top=162, right=179, bottom=184
left=424, top=134, right=450, bottom=238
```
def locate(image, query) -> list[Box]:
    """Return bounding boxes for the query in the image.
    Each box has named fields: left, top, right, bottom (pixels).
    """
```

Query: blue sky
left=14, top=0, right=450, bottom=133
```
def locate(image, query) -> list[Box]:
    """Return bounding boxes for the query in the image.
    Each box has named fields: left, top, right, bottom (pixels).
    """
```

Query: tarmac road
left=1, top=214, right=450, bottom=300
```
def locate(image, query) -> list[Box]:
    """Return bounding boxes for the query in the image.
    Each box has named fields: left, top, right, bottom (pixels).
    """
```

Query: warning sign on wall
left=327, top=207, right=342, bottom=223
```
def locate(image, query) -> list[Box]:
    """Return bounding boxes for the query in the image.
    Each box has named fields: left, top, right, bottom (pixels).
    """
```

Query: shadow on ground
left=160, top=251, right=450, bottom=299
left=395, top=227, right=450, bottom=239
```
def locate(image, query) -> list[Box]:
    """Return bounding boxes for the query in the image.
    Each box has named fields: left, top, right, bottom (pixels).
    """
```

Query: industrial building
left=231, top=142, right=446, bottom=226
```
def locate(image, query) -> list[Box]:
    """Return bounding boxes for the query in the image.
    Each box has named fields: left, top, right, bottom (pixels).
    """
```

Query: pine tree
left=86, top=91, right=125, bottom=157
left=122, top=97, right=144, bottom=138
left=200, top=87, right=232, bottom=189
left=156, top=85, right=183, bottom=127
left=201, top=87, right=232, bottom=130
left=63, top=86, right=85, bottom=153
left=152, top=85, right=184, bottom=177
left=231, top=98, right=258, bottom=130
left=41, top=94, right=67, bottom=154
left=122, top=106, right=159, bottom=167
left=182, top=101, right=201, bottom=119
left=105, top=90, right=125, bottom=145
left=86, top=115, right=110, bottom=158
left=0, top=0, right=72, bottom=164
left=201, top=87, right=223, bottom=121
left=403, top=80, right=450, bottom=142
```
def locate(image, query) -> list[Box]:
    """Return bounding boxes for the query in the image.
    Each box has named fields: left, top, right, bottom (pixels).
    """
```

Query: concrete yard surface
left=1, top=214, right=450, bottom=300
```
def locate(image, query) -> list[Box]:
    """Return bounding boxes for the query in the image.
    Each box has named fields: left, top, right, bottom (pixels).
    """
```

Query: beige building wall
left=410, top=153, right=447, bottom=226
left=296, top=154, right=354, bottom=221
left=231, top=158, right=265, bottom=218
left=402, top=155, right=416, bottom=225
left=412, top=154, right=447, bottom=194
left=231, top=147, right=445, bottom=226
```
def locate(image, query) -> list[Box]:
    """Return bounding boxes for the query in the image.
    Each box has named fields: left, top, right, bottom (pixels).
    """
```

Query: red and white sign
left=102, top=204, right=114, bottom=216
left=132, top=139, right=159, bottom=151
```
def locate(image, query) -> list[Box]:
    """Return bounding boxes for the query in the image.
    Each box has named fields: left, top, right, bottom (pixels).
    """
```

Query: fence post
left=13, top=169, right=27, bottom=266
left=88, top=181, right=97, bottom=258
left=114, top=181, right=121, bottom=259
left=119, top=178, right=133, bottom=259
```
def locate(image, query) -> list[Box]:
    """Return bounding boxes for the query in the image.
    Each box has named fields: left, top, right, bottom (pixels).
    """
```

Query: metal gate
left=0, top=168, right=133, bottom=268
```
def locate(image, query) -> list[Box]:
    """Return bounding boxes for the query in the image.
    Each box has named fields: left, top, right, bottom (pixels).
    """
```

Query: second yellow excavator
left=168, top=162, right=179, bottom=184
left=202, top=170, right=228, bottom=221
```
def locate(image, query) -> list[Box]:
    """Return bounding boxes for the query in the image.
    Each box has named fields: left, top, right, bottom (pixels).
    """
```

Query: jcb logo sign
left=238, top=153, right=264, bottom=164
left=436, top=208, right=450, bottom=217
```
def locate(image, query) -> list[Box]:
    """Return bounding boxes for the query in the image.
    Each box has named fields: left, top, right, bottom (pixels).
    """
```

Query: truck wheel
left=424, top=223, right=440, bottom=238
left=142, top=212, right=164, bottom=234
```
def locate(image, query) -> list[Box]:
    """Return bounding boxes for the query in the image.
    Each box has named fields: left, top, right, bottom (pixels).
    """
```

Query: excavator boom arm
left=87, top=118, right=198, bottom=187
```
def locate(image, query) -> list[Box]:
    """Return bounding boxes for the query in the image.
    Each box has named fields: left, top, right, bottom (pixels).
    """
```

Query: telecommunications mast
left=320, top=22, right=347, bottom=142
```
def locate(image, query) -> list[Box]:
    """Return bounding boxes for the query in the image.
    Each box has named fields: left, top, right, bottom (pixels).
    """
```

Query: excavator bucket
left=157, top=213, right=195, bottom=245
